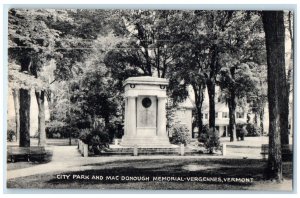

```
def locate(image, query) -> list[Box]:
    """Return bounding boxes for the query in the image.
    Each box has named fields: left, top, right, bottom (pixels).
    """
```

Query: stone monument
left=120, top=76, right=171, bottom=147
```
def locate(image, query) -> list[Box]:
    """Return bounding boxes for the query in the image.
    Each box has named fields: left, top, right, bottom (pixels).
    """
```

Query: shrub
left=106, top=122, right=123, bottom=142
left=236, top=123, right=248, bottom=140
left=245, top=123, right=261, bottom=137
left=114, top=124, right=124, bottom=139
left=204, top=128, right=221, bottom=154
left=198, top=125, right=209, bottom=143
left=169, top=124, right=191, bottom=146
left=78, top=128, right=91, bottom=144
left=46, top=126, right=80, bottom=139
left=7, top=129, right=16, bottom=142
left=78, top=126, right=110, bottom=155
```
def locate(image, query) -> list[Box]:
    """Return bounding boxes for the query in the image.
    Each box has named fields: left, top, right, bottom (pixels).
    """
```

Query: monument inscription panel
left=137, top=96, right=157, bottom=136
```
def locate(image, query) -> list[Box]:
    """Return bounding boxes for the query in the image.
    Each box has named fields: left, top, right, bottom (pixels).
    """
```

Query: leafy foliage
left=8, top=9, right=60, bottom=90
left=78, top=126, right=110, bottom=155
left=245, top=123, right=261, bottom=137
left=204, top=128, right=221, bottom=154
left=169, top=124, right=191, bottom=146
left=198, top=124, right=210, bottom=143
left=7, top=129, right=16, bottom=142
left=236, top=124, right=248, bottom=140
left=215, top=13, right=263, bottom=141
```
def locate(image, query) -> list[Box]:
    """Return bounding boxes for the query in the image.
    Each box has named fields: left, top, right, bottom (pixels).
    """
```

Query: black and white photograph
left=4, top=6, right=295, bottom=192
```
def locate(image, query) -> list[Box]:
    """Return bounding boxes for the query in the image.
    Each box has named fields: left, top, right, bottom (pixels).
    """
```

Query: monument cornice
left=124, top=76, right=169, bottom=87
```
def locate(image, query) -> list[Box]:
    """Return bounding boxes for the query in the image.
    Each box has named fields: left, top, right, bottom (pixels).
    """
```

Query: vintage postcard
left=5, top=7, right=294, bottom=192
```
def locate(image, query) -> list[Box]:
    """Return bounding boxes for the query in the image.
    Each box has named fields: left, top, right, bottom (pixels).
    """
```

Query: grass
left=7, top=158, right=293, bottom=190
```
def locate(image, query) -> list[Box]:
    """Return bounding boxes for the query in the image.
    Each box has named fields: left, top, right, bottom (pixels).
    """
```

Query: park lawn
left=7, top=161, right=45, bottom=171
left=7, top=158, right=292, bottom=190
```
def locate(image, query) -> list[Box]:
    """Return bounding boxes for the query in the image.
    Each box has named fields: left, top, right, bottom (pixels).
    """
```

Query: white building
left=7, top=89, right=50, bottom=137
left=202, top=103, right=247, bottom=137
left=175, top=86, right=270, bottom=138
left=172, top=97, right=194, bottom=138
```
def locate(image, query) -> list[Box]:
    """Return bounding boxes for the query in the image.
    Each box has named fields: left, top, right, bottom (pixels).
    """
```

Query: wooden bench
left=28, top=147, right=47, bottom=162
left=261, top=144, right=293, bottom=161
left=7, top=147, right=30, bottom=163
left=7, top=146, right=47, bottom=163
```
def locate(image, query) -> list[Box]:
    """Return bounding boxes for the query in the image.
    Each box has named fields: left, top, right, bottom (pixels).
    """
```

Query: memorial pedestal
left=121, top=76, right=171, bottom=148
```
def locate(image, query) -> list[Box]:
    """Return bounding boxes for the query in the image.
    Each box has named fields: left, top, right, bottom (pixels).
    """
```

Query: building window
left=205, top=113, right=208, bottom=119
left=236, top=112, right=244, bottom=118
left=222, top=112, right=228, bottom=118
left=215, top=112, right=218, bottom=118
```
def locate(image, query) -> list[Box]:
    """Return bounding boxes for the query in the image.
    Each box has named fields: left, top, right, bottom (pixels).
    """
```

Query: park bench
left=7, top=146, right=46, bottom=163
left=261, top=144, right=293, bottom=161
left=28, top=146, right=47, bottom=162
left=7, top=146, right=30, bottom=163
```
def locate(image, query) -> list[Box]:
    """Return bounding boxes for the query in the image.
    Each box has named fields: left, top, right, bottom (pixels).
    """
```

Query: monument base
left=120, top=136, right=172, bottom=148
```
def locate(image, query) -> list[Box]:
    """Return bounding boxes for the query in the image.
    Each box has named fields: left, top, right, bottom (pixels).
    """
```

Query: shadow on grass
left=47, top=159, right=268, bottom=186
left=7, top=158, right=292, bottom=190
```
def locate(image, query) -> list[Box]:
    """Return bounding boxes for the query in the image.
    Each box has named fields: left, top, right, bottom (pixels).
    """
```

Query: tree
left=8, top=9, right=60, bottom=146
left=104, top=11, right=193, bottom=94
left=212, top=11, right=265, bottom=141
left=197, top=11, right=235, bottom=132
left=218, top=58, right=259, bottom=141
left=249, top=64, right=268, bottom=135
left=11, top=88, right=20, bottom=142
left=172, top=11, right=261, bottom=137
left=8, top=63, right=46, bottom=146
left=262, top=11, right=288, bottom=181
left=49, top=34, right=125, bottom=141
left=286, top=11, right=294, bottom=142
left=9, top=9, right=114, bottom=146
left=170, top=31, right=207, bottom=136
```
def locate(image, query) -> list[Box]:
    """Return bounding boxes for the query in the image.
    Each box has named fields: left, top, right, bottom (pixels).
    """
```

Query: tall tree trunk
left=196, top=107, right=203, bottom=138
left=12, top=89, right=20, bottom=143
left=192, top=83, right=204, bottom=137
left=286, top=11, right=293, bottom=94
left=228, top=91, right=237, bottom=142
left=156, top=47, right=161, bottom=78
left=206, top=79, right=216, bottom=131
left=195, top=96, right=204, bottom=138
left=279, top=85, right=289, bottom=145
left=262, top=11, right=286, bottom=181
left=254, top=112, right=258, bottom=127
left=104, top=116, right=110, bottom=128
left=145, top=48, right=152, bottom=75
left=286, top=11, right=294, bottom=143
left=260, top=108, right=264, bottom=136
left=19, top=88, right=31, bottom=147
left=36, top=90, right=46, bottom=146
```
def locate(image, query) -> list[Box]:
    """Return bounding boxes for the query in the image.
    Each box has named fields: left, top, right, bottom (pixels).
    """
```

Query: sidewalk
left=220, top=136, right=269, bottom=147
